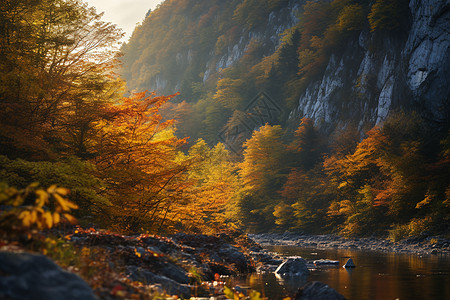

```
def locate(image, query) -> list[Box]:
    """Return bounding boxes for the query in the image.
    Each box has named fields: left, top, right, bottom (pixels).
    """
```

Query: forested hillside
left=122, top=0, right=303, bottom=143
left=0, top=0, right=239, bottom=235
left=119, top=0, right=449, bottom=237
left=121, top=0, right=449, bottom=146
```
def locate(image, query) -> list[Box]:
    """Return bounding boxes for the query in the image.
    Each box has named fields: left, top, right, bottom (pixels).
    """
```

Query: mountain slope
left=294, top=0, right=449, bottom=131
left=121, top=0, right=449, bottom=146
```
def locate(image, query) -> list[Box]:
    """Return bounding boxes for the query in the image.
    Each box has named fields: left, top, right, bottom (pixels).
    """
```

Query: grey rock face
left=0, top=251, right=97, bottom=300
left=295, top=0, right=449, bottom=130
left=295, top=281, right=346, bottom=300
left=404, top=0, right=450, bottom=123
left=208, top=1, right=301, bottom=82
left=127, top=0, right=449, bottom=132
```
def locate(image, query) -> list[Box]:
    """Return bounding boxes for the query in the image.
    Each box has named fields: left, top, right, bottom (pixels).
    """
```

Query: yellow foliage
left=416, top=190, right=436, bottom=209
left=0, top=183, right=78, bottom=234
left=338, top=200, right=354, bottom=215
left=337, top=4, right=365, bottom=31
left=91, top=92, right=191, bottom=233
left=213, top=78, right=245, bottom=110
left=224, top=286, right=264, bottom=300
left=338, top=181, right=348, bottom=189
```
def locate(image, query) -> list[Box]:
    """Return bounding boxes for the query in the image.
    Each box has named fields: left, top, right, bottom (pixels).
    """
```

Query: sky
left=84, top=0, right=163, bottom=42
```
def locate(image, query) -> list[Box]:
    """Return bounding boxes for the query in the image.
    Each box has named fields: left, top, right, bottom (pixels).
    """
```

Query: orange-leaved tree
left=324, top=125, right=392, bottom=236
left=324, top=112, right=431, bottom=236
left=91, top=92, right=190, bottom=233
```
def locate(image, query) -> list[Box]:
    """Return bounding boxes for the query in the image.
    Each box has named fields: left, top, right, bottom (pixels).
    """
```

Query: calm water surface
left=228, top=246, right=450, bottom=300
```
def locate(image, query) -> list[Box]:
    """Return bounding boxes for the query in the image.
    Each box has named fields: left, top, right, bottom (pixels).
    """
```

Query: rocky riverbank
left=0, top=228, right=258, bottom=299
left=250, top=233, right=450, bottom=255
left=0, top=228, right=350, bottom=299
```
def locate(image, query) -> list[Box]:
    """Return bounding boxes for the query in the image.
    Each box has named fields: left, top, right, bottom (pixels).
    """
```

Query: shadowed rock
left=343, top=258, right=355, bottom=268
left=0, top=251, right=97, bottom=300
left=127, top=266, right=190, bottom=298
left=275, top=257, right=309, bottom=277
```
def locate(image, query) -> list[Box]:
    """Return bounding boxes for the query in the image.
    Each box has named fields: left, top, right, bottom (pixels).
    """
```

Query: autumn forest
left=1, top=0, right=449, bottom=243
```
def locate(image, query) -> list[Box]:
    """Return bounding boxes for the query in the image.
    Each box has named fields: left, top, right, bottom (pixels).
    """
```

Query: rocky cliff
left=293, top=0, right=449, bottom=131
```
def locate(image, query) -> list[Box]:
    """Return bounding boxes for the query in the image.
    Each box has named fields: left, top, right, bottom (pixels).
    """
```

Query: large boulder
left=0, top=251, right=97, bottom=300
left=295, top=281, right=346, bottom=300
left=275, top=257, right=309, bottom=278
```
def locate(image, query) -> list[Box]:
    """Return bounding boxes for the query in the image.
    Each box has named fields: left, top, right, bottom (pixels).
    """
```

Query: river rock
left=158, top=261, right=190, bottom=284
left=313, top=259, right=340, bottom=266
left=295, top=281, right=346, bottom=300
left=343, top=258, right=355, bottom=268
left=0, top=251, right=97, bottom=300
left=127, top=266, right=190, bottom=297
left=275, top=257, right=309, bottom=277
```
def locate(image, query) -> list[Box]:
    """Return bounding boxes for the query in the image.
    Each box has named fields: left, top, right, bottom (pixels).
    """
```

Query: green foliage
left=214, top=78, right=246, bottom=110
left=388, top=217, right=432, bottom=242
left=324, top=112, right=449, bottom=236
left=223, top=111, right=449, bottom=237
left=122, top=0, right=238, bottom=96
left=233, top=0, right=268, bottom=30
left=0, top=156, right=109, bottom=215
left=196, top=97, right=232, bottom=145
left=234, top=125, right=290, bottom=232
left=1, top=0, right=444, bottom=241
left=121, top=0, right=387, bottom=143
left=289, top=118, right=326, bottom=170
left=279, top=168, right=334, bottom=233
left=120, top=0, right=411, bottom=149
left=41, top=237, right=81, bottom=267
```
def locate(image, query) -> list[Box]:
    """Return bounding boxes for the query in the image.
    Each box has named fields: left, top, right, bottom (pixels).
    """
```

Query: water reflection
left=229, top=246, right=450, bottom=300
left=275, top=274, right=308, bottom=295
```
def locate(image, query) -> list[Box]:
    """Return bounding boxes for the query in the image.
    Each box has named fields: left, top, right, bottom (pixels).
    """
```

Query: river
left=227, top=246, right=450, bottom=299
